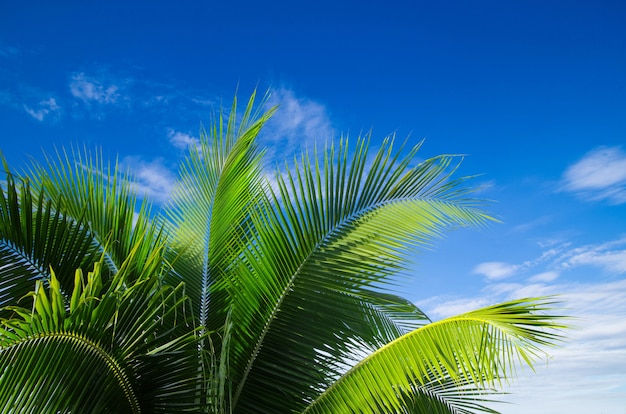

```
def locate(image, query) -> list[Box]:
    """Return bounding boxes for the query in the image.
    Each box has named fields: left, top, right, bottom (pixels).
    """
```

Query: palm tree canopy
left=0, top=91, right=566, bottom=413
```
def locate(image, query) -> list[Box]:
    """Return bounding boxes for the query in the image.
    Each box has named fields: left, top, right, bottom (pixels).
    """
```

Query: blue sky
left=1, top=1, right=625, bottom=412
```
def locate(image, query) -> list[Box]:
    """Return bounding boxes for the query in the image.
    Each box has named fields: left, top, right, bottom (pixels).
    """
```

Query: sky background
left=1, top=1, right=625, bottom=412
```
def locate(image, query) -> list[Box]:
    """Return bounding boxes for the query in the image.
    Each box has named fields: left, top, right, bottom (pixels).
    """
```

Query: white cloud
left=472, top=261, right=519, bottom=280
left=167, top=128, right=199, bottom=150
left=261, top=87, right=334, bottom=162
left=528, top=270, right=560, bottom=282
left=565, top=249, right=626, bottom=273
left=23, top=97, right=61, bottom=121
left=561, top=146, right=626, bottom=204
left=189, top=96, right=214, bottom=106
left=416, top=296, right=491, bottom=319
left=121, top=157, right=176, bottom=204
left=473, top=246, right=569, bottom=282
left=69, top=72, right=122, bottom=104
left=537, top=238, right=565, bottom=249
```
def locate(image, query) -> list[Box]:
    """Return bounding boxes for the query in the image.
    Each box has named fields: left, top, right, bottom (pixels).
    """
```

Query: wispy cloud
left=560, top=146, right=626, bottom=204
left=0, top=83, right=62, bottom=122
left=167, top=128, right=199, bottom=150
left=528, top=270, right=560, bottom=283
left=121, top=157, right=176, bottom=204
left=473, top=242, right=574, bottom=282
left=473, top=261, right=520, bottom=280
left=496, top=278, right=626, bottom=413
left=511, top=215, right=553, bottom=233
left=427, top=235, right=626, bottom=411
left=261, top=87, right=334, bottom=163
left=556, top=237, right=626, bottom=274
left=416, top=296, right=492, bottom=318
left=69, top=72, right=123, bottom=105
left=23, top=97, right=61, bottom=121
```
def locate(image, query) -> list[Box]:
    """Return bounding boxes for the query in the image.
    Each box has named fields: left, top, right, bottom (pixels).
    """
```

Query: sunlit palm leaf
left=401, top=378, right=501, bottom=414
left=166, top=91, right=274, bottom=328
left=303, top=298, right=565, bottom=414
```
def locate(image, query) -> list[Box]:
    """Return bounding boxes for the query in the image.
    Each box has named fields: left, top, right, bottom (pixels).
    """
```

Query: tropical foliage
left=0, top=92, right=565, bottom=413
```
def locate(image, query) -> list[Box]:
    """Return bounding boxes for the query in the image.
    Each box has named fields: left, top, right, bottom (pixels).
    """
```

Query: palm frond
left=303, top=297, right=566, bottom=414
left=166, top=90, right=274, bottom=325
left=0, top=331, right=141, bottom=413
left=229, top=136, right=494, bottom=412
left=23, top=146, right=164, bottom=283
left=0, top=248, right=202, bottom=413
left=163, top=90, right=276, bottom=410
left=0, top=166, right=100, bottom=316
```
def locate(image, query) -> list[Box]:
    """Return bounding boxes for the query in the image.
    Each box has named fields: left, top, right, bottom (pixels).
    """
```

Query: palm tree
left=0, top=91, right=565, bottom=413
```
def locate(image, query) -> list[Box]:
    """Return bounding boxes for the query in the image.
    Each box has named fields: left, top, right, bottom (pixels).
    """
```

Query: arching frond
left=0, top=255, right=202, bottom=413
left=23, top=146, right=165, bottom=283
left=304, top=298, right=566, bottom=414
left=0, top=165, right=100, bottom=316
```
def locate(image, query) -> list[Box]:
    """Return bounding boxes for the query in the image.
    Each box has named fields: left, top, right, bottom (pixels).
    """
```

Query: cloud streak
left=23, top=97, right=61, bottom=121
left=495, top=278, right=626, bottom=414
left=473, top=243, right=569, bottom=281
left=560, top=146, right=626, bottom=204
left=472, top=261, right=519, bottom=280
left=556, top=237, right=626, bottom=274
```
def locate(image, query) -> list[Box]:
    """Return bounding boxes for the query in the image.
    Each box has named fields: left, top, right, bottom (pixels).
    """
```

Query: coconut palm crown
left=0, top=91, right=566, bottom=413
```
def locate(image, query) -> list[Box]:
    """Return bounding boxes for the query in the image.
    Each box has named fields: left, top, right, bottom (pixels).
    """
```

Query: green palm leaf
left=0, top=164, right=100, bottom=316
left=23, top=146, right=164, bottom=283
left=304, top=298, right=566, bottom=414
left=164, top=91, right=276, bottom=410
left=0, top=255, right=202, bottom=413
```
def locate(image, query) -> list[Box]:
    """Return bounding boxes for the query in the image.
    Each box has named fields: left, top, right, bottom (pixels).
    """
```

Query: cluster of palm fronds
left=0, top=92, right=566, bottom=413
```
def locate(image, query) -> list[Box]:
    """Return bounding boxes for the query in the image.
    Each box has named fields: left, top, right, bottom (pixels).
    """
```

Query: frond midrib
left=0, top=239, right=50, bottom=281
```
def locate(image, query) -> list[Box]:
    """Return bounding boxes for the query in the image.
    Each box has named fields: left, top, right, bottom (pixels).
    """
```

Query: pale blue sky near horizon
left=1, top=1, right=625, bottom=412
